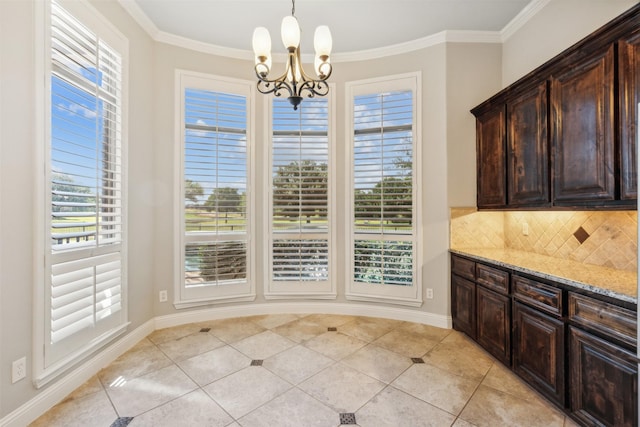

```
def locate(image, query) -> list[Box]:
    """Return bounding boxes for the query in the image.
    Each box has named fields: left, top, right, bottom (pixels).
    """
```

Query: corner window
left=346, top=73, right=422, bottom=306
left=176, top=71, right=255, bottom=307
left=37, top=0, right=129, bottom=386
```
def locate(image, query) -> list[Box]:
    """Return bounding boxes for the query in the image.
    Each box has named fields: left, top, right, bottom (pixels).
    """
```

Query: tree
left=205, top=187, right=242, bottom=221
left=272, top=160, right=328, bottom=223
left=51, top=172, right=94, bottom=213
left=185, top=179, right=204, bottom=205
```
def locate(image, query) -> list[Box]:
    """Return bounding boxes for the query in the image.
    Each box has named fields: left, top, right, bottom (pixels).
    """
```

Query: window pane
left=185, top=242, right=247, bottom=286
left=353, top=240, right=413, bottom=286
left=352, top=89, right=414, bottom=287
left=183, top=88, right=248, bottom=287
left=272, top=98, right=330, bottom=283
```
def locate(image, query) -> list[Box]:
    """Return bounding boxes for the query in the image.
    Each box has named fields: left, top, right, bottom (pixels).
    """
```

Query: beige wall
left=502, top=0, right=638, bottom=87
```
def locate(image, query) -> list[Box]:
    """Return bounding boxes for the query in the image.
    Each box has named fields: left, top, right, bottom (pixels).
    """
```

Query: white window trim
left=345, top=72, right=423, bottom=307
left=264, top=86, right=337, bottom=299
left=34, top=0, right=130, bottom=388
left=173, top=69, right=256, bottom=309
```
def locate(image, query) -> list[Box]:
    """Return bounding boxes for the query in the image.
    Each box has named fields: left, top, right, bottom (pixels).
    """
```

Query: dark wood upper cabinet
left=472, top=4, right=640, bottom=210
left=619, top=29, right=640, bottom=200
left=551, top=46, right=615, bottom=205
left=476, top=106, right=507, bottom=208
left=507, top=82, right=550, bottom=206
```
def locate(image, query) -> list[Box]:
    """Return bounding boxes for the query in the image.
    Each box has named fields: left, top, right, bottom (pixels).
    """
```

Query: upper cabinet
left=551, top=46, right=615, bottom=206
left=619, top=29, right=640, bottom=201
left=472, top=4, right=640, bottom=210
left=476, top=105, right=506, bottom=208
left=508, top=82, right=550, bottom=207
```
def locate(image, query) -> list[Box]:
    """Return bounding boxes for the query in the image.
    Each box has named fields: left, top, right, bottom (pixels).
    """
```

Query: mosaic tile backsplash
left=450, top=209, right=638, bottom=272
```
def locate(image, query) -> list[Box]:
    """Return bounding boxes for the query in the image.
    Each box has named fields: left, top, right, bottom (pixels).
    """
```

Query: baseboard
left=0, top=319, right=155, bottom=427
left=154, top=301, right=452, bottom=330
left=1, top=304, right=450, bottom=427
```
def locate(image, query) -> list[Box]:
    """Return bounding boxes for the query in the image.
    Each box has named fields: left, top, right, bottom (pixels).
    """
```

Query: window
left=36, top=0, right=129, bottom=386
left=176, top=71, right=254, bottom=307
left=346, top=73, right=422, bottom=306
left=267, top=96, right=335, bottom=298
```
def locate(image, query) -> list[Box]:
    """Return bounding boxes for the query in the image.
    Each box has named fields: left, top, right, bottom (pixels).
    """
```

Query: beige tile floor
left=31, top=314, right=580, bottom=427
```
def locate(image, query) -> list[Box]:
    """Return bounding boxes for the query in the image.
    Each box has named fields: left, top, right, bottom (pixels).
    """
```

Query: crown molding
left=117, top=0, right=546, bottom=62
left=501, top=0, right=552, bottom=42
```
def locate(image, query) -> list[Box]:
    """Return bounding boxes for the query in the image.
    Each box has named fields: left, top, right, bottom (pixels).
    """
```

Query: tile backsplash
left=450, top=209, right=638, bottom=272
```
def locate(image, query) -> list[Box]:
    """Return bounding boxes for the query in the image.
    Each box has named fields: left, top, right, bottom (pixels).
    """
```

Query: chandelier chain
left=291, top=0, right=295, bottom=16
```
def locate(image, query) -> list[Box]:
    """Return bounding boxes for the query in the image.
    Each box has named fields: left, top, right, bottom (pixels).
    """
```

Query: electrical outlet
left=426, top=288, right=434, bottom=299
left=12, top=357, right=26, bottom=383
left=159, top=290, right=168, bottom=302
left=522, top=222, right=529, bottom=236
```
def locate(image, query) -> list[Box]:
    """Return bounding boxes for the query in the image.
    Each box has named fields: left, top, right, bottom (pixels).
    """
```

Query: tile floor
left=31, top=314, right=579, bottom=427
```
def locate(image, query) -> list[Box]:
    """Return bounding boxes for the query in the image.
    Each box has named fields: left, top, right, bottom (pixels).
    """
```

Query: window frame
left=174, top=69, right=256, bottom=308
left=264, top=88, right=337, bottom=299
left=345, top=72, right=423, bottom=307
left=34, top=0, right=129, bottom=388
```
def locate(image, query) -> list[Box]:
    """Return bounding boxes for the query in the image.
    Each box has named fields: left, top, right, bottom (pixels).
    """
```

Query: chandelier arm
left=254, top=64, right=295, bottom=98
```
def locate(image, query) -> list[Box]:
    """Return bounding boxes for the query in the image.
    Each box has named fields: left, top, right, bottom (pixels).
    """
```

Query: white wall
left=502, top=0, right=638, bottom=87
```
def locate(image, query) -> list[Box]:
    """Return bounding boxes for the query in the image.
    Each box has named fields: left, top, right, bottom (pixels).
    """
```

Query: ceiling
left=128, top=0, right=534, bottom=54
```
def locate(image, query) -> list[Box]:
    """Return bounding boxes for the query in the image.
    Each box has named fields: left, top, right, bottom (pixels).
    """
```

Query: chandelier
left=252, top=0, right=333, bottom=110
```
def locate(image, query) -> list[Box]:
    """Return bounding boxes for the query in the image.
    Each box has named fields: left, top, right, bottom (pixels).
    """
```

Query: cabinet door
left=569, top=326, right=638, bottom=427
left=551, top=46, right=615, bottom=204
left=619, top=30, right=640, bottom=200
left=451, top=274, right=476, bottom=339
left=512, top=302, right=565, bottom=406
left=476, top=285, right=510, bottom=365
left=476, top=106, right=506, bottom=208
left=507, top=83, right=550, bottom=206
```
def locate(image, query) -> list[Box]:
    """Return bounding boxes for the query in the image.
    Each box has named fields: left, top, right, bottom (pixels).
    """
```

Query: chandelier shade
left=252, top=0, right=333, bottom=110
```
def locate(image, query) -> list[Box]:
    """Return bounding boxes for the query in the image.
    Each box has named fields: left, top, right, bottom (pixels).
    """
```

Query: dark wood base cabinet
left=513, top=302, right=565, bottom=406
left=570, top=326, right=638, bottom=427
left=476, top=286, right=510, bottom=365
left=451, top=253, right=638, bottom=427
left=451, top=274, right=476, bottom=339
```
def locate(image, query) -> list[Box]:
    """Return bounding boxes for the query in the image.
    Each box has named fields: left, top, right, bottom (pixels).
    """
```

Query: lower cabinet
left=512, top=302, right=565, bottom=406
left=569, top=326, right=638, bottom=427
left=450, top=253, right=638, bottom=427
left=476, top=285, right=511, bottom=365
left=451, top=274, right=476, bottom=339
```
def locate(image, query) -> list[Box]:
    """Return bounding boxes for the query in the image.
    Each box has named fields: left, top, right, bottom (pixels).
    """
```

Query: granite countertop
left=450, top=248, right=638, bottom=305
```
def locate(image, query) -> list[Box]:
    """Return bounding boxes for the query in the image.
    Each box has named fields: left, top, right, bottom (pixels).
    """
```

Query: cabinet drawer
left=451, top=255, right=475, bottom=281
left=569, top=293, right=637, bottom=349
left=476, top=263, right=509, bottom=294
left=512, top=275, right=563, bottom=317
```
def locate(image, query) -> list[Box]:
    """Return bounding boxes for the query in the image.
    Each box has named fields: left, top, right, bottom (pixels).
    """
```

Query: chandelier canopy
left=252, top=0, right=333, bottom=110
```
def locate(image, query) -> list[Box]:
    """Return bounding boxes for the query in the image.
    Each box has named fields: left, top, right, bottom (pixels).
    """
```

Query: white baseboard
left=1, top=304, right=450, bottom=427
left=0, top=319, right=155, bottom=427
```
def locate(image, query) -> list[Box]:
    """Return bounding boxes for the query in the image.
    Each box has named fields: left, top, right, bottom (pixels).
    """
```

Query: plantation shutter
left=271, top=98, right=329, bottom=283
left=183, top=89, right=248, bottom=288
left=45, top=0, right=126, bottom=368
left=352, top=90, right=414, bottom=286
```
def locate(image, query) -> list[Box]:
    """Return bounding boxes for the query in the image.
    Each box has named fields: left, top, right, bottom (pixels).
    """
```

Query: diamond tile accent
left=573, top=226, right=589, bottom=244
left=411, top=357, right=425, bottom=364
left=110, top=417, right=134, bottom=427
left=250, top=359, right=263, bottom=366
left=327, top=327, right=337, bottom=332
left=200, top=327, right=211, bottom=333
left=339, top=413, right=357, bottom=424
